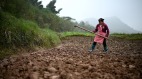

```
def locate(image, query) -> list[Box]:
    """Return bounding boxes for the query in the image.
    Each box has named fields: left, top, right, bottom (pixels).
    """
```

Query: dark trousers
left=91, top=39, right=107, bottom=50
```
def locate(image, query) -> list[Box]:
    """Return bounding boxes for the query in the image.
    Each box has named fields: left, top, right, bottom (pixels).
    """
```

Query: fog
left=39, top=0, right=142, bottom=32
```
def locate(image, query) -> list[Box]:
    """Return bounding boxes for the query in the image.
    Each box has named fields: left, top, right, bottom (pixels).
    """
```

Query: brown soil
left=0, top=36, right=142, bottom=79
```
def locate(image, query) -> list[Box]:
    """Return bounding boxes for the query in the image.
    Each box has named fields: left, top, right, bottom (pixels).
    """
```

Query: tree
left=46, top=0, right=62, bottom=14
left=79, top=21, right=85, bottom=26
left=28, top=0, right=43, bottom=9
left=62, top=16, right=75, bottom=21
left=1, top=0, right=30, bottom=18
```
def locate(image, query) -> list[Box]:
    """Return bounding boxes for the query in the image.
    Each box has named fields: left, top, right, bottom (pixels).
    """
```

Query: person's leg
left=89, top=42, right=96, bottom=52
left=92, top=42, right=96, bottom=50
left=103, top=39, right=108, bottom=52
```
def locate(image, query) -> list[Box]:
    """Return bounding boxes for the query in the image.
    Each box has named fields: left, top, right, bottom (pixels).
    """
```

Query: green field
left=60, top=32, right=94, bottom=38
left=111, top=33, right=142, bottom=40
left=60, top=32, right=142, bottom=40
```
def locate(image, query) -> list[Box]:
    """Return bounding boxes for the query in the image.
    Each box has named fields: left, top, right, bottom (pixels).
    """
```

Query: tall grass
left=0, top=12, right=61, bottom=59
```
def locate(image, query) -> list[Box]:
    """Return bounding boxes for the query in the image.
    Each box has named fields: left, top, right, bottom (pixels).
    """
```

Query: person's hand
left=92, top=31, right=96, bottom=34
left=105, top=34, right=109, bottom=38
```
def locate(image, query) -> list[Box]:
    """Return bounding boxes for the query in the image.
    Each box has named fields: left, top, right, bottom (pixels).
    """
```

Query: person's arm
left=93, top=24, right=99, bottom=33
left=105, top=24, right=109, bottom=37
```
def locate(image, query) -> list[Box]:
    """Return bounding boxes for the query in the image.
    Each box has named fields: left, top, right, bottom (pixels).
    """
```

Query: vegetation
left=60, top=32, right=94, bottom=38
left=0, top=0, right=94, bottom=58
left=46, top=0, right=62, bottom=14
left=0, top=11, right=61, bottom=59
left=60, top=32, right=142, bottom=40
left=111, top=33, right=142, bottom=40
left=3, top=0, right=140, bottom=59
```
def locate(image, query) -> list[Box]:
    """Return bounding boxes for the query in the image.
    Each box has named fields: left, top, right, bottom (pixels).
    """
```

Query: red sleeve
left=105, top=23, right=110, bottom=37
left=93, top=24, right=99, bottom=33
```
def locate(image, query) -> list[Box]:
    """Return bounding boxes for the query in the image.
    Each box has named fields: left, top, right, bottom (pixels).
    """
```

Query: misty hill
left=84, top=17, right=139, bottom=34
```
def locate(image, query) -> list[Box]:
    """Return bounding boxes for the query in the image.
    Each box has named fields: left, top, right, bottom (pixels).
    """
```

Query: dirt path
left=0, top=36, right=142, bottom=79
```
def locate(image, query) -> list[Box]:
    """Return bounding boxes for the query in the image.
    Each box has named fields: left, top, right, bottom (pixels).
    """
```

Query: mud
left=0, top=36, right=142, bottom=79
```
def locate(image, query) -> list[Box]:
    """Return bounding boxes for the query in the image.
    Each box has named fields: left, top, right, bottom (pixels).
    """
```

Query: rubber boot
left=88, top=42, right=96, bottom=52
left=104, top=46, right=108, bottom=52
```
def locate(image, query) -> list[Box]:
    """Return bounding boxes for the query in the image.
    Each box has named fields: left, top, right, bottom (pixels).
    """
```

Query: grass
left=60, top=32, right=94, bottom=38
left=111, top=33, right=142, bottom=40
left=0, top=12, right=61, bottom=59
left=60, top=32, right=142, bottom=40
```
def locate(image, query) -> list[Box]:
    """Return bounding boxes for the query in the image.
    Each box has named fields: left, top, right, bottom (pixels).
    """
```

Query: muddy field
left=0, top=36, right=142, bottom=79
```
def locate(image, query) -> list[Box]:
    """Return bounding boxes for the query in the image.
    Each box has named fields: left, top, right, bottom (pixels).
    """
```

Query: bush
left=0, top=11, right=61, bottom=58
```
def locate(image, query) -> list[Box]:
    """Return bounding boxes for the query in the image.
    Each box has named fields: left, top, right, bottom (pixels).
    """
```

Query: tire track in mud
left=0, top=36, right=142, bottom=79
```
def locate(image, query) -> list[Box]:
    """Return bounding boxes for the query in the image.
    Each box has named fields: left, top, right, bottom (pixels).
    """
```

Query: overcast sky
left=39, top=0, right=142, bottom=31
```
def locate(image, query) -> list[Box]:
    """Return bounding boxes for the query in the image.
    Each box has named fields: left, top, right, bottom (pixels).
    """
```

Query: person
left=88, top=18, right=110, bottom=52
